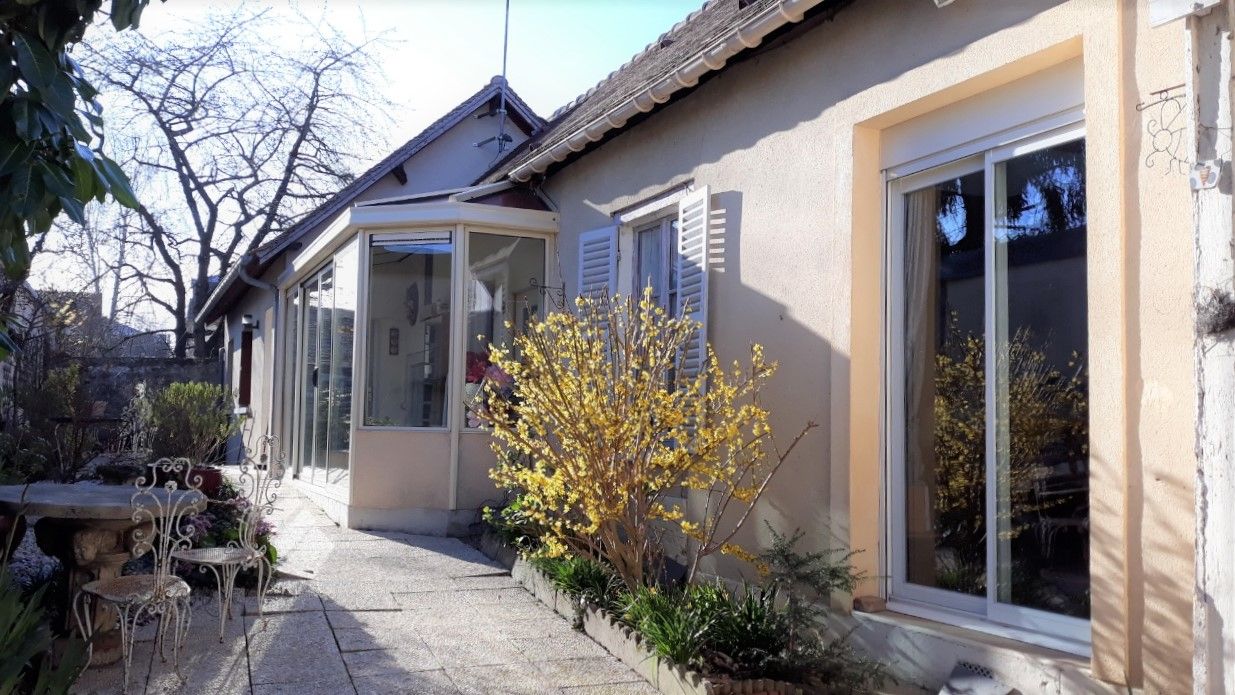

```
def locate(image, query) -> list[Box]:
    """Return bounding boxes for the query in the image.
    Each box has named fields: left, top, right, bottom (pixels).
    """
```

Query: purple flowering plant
left=177, top=478, right=277, bottom=589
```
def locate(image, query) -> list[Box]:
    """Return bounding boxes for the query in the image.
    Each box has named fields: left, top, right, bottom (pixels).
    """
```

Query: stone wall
left=64, top=356, right=223, bottom=421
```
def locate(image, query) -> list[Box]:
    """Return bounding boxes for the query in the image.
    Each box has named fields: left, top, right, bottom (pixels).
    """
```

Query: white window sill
left=857, top=600, right=1092, bottom=660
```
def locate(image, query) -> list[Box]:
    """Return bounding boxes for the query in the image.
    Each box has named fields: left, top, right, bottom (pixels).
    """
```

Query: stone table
left=0, top=481, right=206, bottom=666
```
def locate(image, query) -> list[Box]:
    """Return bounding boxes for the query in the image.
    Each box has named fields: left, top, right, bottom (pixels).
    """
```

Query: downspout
left=508, top=0, right=829, bottom=182
left=236, top=254, right=279, bottom=442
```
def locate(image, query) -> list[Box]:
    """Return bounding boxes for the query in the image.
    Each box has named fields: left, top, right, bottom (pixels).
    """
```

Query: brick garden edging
left=475, top=532, right=804, bottom=695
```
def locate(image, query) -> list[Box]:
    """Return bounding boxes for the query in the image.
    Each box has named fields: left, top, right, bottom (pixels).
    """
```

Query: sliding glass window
left=891, top=128, right=1089, bottom=643
left=290, top=239, right=357, bottom=484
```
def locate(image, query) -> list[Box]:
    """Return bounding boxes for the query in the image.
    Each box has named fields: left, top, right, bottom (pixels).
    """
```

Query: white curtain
left=903, top=186, right=941, bottom=585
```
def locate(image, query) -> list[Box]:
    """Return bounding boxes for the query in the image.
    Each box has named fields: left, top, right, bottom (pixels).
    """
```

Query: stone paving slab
left=447, top=662, right=559, bottom=695
left=240, top=590, right=324, bottom=615
left=420, top=635, right=529, bottom=669
left=341, top=644, right=441, bottom=676
left=353, top=670, right=459, bottom=695
left=563, top=683, right=660, bottom=695
left=511, top=634, right=613, bottom=662
left=534, top=657, right=649, bottom=688
left=69, top=479, right=650, bottom=694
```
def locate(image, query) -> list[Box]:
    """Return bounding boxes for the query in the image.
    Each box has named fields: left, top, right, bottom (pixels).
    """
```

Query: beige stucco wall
left=539, top=0, right=1195, bottom=691
left=224, top=284, right=276, bottom=452
left=367, top=113, right=531, bottom=199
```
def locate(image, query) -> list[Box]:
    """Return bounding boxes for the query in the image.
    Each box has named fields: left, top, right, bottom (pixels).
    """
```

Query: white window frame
left=884, top=121, right=1091, bottom=655
left=632, top=216, right=679, bottom=314
left=613, top=189, right=701, bottom=506
left=358, top=230, right=457, bottom=432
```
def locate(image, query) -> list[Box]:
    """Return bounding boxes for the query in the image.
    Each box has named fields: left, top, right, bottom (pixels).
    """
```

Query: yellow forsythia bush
left=474, top=290, right=814, bottom=590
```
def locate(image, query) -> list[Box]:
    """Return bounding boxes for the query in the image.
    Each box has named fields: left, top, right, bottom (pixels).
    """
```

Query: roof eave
left=258, top=80, right=543, bottom=265
left=506, top=0, right=827, bottom=183
left=193, top=254, right=261, bottom=327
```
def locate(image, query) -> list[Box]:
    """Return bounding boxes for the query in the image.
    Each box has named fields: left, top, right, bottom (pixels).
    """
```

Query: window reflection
left=994, top=139, right=1089, bottom=618
left=464, top=233, right=546, bottom=427
left=901, top=138, right=1089, bottom=621
left=904, top=169, right=987, bottom=597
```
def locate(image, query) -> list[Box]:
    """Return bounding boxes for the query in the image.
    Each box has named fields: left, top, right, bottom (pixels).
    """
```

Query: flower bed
left=468, top=293, right=887, bottom=694
left=478, top=531, right=803, bottom=695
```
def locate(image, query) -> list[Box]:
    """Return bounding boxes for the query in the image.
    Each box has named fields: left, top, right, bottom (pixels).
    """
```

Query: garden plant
left=148, top=381, right=240, bottom=464
left=477, top=289, right=885, bottom=693
left=474, top=289, right=815, bottom=589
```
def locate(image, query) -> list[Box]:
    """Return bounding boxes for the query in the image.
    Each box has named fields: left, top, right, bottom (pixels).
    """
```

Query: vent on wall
left=940, top=661, right=1016, bottom=695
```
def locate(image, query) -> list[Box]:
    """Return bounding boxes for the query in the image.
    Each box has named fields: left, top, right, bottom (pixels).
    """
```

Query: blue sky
left=137, top=0, right=703, bottom=160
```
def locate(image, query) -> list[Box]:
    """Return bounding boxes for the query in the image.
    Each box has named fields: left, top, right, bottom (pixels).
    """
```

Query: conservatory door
left=292, top=260, right=353, bottom=485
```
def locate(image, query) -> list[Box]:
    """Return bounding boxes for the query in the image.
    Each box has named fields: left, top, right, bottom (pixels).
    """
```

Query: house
left=194, top=1, right=1227, bottom=691
left=194, top=76, right=547, bottom=527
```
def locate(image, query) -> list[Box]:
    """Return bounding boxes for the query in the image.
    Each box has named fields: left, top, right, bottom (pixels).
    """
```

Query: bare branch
left=71, top=8, right=392, bottom=356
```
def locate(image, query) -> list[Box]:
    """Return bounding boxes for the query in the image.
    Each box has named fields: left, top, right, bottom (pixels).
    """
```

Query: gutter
left=194, top=265, right=241, bottom=328
left=237, top=254, right=276, bottom=294
left=507, top=0, right=827, bottom=182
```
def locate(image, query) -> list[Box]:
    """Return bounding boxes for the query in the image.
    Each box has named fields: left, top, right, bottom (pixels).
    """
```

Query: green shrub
left=623, top=586, right=713, bottom=669
left=0, top=430, right=52, bottom=485
left=3, top=365, right=98, bottom=483
left=529, top=528, right=889, bottom=692
left=0, top=576, right=87, bottom=695
left=755, top=525, right=888, bottom=693
left=531, top=554, right=624, bottom=614
left=703, top=584, right=789, bottom=678
left=483, top=491, right=544, bottom=552
left=623, top=582, right=788, bottom=677
left=149, top=382, right=240, bottom=463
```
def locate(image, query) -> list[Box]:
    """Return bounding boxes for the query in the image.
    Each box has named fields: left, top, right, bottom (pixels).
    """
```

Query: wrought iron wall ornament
left=529, top=276, right=566, bottom=309
left=1138, top=83, right=1189, bottom=174
left=1138, top=82, right=1233, bottom=175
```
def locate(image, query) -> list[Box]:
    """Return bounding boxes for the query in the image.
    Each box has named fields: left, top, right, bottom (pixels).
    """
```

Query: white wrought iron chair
left=171, top=434, right=284, bottom=641
left=73, top=458, right=203, bottom=693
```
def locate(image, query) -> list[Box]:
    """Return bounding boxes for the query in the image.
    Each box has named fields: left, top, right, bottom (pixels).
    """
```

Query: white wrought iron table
left=0, top=482, right=206, bottom=666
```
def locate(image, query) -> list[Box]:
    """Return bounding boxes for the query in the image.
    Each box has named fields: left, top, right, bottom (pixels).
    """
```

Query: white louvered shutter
left=576, top=225, right=618, bottom=300
left=676, top=186, right=710, bottom=382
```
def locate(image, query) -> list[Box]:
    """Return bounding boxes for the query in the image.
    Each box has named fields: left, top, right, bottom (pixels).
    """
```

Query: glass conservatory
left=274, top=196, right=558, bottom=533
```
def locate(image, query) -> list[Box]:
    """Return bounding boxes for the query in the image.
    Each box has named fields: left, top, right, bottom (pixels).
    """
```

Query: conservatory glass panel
left=365, top=238, right=453, bottom=428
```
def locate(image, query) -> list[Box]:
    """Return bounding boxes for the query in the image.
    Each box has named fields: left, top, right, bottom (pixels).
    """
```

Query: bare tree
left=35, top=201, right=165, bottom=351
left=82, top=9, right=390, bottom=356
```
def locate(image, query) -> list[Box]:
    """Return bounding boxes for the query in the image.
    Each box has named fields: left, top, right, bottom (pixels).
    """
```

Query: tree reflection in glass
left=994, top=140, right=1089, bottom=618
left=903, top=138, right=1089, bottom=619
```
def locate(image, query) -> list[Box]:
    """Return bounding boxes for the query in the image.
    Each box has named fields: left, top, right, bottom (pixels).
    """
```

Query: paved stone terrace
left=72, top=482, right=654, bottom=694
